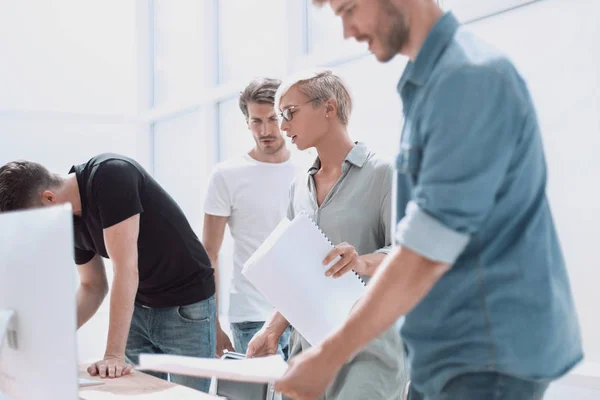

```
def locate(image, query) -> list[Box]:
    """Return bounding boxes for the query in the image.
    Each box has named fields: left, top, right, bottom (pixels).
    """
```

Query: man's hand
left=323, top=242, right=366, bottom=278
left=87, top=355, right=133, bottom=379
left=274, top=343, right=343, bottom=400
left=216, top=322, right=235, bottom=357
left=246, top=328, right=281, bottom=358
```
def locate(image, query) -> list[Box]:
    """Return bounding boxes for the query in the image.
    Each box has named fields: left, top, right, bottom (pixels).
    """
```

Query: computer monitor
left=0, top=205, right=79, bottom=399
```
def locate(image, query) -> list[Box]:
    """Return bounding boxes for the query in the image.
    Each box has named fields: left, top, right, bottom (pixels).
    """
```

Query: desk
left=79, top=364, right=222, bottom=399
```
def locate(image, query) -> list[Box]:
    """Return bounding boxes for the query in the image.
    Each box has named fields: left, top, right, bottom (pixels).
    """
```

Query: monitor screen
left=0, top=205, right=79, bottom=399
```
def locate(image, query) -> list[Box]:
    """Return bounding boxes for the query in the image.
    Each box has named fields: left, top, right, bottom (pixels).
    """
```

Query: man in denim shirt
left=275, top=1, right=583, bottom=400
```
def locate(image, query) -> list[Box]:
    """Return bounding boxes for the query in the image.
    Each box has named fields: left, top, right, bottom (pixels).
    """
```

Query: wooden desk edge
left=78, top=362, right=223, bottom=399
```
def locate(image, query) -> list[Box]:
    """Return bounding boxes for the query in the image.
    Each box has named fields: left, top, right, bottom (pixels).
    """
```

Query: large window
left=0, top=117, right=145, bottom=171
left=334, top=56, right=406, bottom=162
left=153, top=110, right=213, bottom=232
left=153, top=0, right=208, bottom=107
left=0, top=0, right=138, bottom=114
left=217, top=97, right=255, bottom=161
left=306, top=2, right=366, bottom=62
left=217, top=0, right=287, bottom=84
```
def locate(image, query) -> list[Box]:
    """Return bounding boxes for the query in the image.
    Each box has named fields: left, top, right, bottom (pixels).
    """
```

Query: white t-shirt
left=204, top=153, right=298, bottom=323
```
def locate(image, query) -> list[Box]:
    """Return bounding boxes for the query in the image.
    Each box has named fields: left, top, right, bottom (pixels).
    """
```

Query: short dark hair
left=238, top=78, right=282, bottom=119
left=0, top=161, right=60, bottom=212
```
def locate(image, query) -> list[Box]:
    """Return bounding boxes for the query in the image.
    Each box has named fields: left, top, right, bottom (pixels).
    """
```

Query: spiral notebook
left=242, top=213, right=366, bottom=346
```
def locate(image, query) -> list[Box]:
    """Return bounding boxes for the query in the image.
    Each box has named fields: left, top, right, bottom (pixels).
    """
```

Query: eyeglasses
left=278, top=98, right=319, bottom=122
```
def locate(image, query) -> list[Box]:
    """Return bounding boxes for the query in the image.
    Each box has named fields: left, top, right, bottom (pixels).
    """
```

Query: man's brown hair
left=0, top=161, right=60, bottom=212
left=238, top=78, right=282, bottom=119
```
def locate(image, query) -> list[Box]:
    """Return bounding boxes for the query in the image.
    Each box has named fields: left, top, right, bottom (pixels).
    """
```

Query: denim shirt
left=395, top=12, right=583, bottom=396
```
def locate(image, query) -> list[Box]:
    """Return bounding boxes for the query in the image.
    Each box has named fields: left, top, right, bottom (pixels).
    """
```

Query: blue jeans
left=407, top=372, right=549, bottom=400
left=125, top=295, right=217, bottom=393
left=230, top=321, right=291, bottom=360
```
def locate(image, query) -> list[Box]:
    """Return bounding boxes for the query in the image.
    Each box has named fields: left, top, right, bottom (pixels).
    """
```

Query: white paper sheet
left=242, top=213, right=366, bottom=346
left=138, top=354, right=288, bottom=383
left=78, top=377, right=105, bottom=388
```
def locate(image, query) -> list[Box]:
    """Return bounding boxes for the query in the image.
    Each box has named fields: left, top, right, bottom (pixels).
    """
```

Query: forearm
left=210, top=255, right=221, bottom=310
left=76, top=284, right=108, bottom=329
left=202, top=213, right=228, bottom=318
left=105, top=266, right=138, bottom=358
left=358, top=252, right=387, bottom=276
left=325, top=246, right=449, bottom=363
left=264, top=310, right=290, bottom=335
left=208, top=253, right=225, bottom=327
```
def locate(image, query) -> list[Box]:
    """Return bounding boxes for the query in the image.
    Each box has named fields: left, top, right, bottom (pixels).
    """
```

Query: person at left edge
left=0, top=153, right=217, bottom=393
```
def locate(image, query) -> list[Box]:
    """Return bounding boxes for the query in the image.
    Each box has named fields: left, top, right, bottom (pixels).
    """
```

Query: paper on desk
left=138, top=354, right=288, bottom=383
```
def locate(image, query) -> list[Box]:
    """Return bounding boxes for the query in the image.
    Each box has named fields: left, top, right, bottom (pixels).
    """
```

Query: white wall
left=336, top=56, right=406, bottom=162
left=153, top=110, right=215, bottom=234
left=547, top=381, right=600, bottom=400
left=0, top=0, right=151, bottom=169
left=0, top=116, right=150, bottom=170
left=0, top=1, right=139, bottom=115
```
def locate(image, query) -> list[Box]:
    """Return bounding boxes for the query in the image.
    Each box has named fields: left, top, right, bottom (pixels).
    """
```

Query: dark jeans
left=408, top=372, right=549, bottom=400
left=125, top=295, right=217, bottom=393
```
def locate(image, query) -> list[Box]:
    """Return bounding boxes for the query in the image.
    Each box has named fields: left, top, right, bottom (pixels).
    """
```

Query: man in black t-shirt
left=0, top=154, right=216, bottom=392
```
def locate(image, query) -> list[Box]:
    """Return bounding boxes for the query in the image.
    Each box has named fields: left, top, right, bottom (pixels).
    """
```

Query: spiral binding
left=300, top=212, right=367, bottom=287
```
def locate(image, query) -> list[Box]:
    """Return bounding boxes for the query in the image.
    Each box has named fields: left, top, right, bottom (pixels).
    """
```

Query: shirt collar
left=308, top=142, right=370, bottom=175
left=398, top=12, right=459, bottom=90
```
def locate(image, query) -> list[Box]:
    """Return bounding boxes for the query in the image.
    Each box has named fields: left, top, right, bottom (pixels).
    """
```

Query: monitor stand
left=0, top=310, right=17, bottom=351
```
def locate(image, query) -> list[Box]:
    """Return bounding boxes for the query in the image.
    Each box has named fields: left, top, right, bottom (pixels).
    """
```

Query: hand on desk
left=87, top=355, right=133, bottom=379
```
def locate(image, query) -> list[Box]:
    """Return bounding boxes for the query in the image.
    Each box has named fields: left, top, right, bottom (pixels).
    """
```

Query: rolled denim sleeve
left=396, top=65, right=522, bottom=264
left=396, top=201, right=470, bottom=264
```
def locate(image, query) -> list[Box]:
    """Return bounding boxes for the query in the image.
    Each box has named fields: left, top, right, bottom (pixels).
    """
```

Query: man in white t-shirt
left=203, top=78, right=295, bottom=358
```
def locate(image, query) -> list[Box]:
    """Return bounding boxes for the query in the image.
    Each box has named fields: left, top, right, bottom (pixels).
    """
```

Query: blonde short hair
left=274, top=69, right=353, bottom=125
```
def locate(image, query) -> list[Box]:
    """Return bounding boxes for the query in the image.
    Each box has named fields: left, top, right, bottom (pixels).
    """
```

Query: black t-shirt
left=70, top=153, right=215, bottom=307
